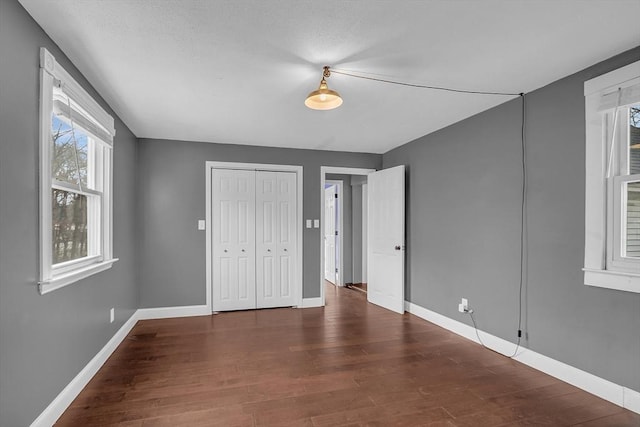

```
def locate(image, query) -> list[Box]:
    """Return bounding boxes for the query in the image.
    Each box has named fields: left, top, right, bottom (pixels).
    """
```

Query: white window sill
left=39, top=258, right=119, bottom=295
left=583, top=268, right=640, bottom=293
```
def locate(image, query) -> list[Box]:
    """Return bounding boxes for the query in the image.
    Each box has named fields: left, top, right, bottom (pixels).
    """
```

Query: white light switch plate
left=306, top=219, right=312, bottom=228
left=313, top=219, right=320, bottom=228
left=198, top=220, right=206, bottom=230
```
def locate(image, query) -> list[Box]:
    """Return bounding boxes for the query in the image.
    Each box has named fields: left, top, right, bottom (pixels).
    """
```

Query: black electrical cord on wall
left=509, top=92, right=526, bottom=358
left=331, top=68, right=527, bottom=358
left=463, top=93, right=526, bottom=359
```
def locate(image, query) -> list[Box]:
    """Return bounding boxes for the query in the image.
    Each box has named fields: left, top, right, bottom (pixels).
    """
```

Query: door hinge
left=335, top=230, right=338, bottom=236
left=335, top=268, right=338, bottom=273
left=335, top=193, right=338, bottom=198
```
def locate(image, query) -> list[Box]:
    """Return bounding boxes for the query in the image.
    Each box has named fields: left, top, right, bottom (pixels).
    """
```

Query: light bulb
left=319, top=94, right=327, bottom=101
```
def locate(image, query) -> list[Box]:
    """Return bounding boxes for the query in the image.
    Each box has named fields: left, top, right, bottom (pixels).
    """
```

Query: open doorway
left=321, top=165, right=406, bottom=313
left=321, top=167, right=374, bottom=305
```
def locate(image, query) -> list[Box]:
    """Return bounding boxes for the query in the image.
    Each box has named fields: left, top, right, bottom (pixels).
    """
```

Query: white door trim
left=206, top=161, right=303, bottom=312
left=320, top=166, right=376, bottom=307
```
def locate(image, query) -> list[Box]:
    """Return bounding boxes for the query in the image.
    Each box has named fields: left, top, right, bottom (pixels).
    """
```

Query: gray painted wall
left=0, top=1, right=139, bottom=425
left=137, top=139, right=381, bottom=307
left=326, top=174, right=353, bottom=284
left=383, top=47, right=640, bottom=392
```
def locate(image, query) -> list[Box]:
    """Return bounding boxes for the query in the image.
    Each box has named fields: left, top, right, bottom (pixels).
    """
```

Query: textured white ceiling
left=19, top=0, right=640, bottom=153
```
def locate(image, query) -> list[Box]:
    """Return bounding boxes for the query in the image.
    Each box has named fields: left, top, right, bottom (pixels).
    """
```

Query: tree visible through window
left=39, top=47, right=116, bottom=293
left=51, top=114, right=89, bottom=264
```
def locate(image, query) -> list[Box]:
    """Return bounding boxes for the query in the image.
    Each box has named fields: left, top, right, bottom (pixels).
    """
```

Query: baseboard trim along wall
left=404, top=301, right=640, bottom=415
left=31, top=300, right=326, bottom=426
left=136, top=304, right=210, bottom=320
left=301, top=297, right=323, bottom=308
left=30, top=304, right=210, bottom=426
left=30, top=312, right=140, bottom=427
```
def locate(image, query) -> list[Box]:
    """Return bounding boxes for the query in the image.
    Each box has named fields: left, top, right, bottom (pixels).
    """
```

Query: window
left=38, top=48, right=117, bottom=294
left=584, top=60, right=640, bottom=293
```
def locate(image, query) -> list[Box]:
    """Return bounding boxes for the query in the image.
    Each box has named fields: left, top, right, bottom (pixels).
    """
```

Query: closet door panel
left=256, top=172, right=278, bottom=307
left=257, top=171, right=297, bottom=308
left=212, top=169, right=256, bottom=311
left=277, top=172, right=296, bottom=301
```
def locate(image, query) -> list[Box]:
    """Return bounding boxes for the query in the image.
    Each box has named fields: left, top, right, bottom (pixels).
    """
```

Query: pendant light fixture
left=305, top=66, right=343, bottom=110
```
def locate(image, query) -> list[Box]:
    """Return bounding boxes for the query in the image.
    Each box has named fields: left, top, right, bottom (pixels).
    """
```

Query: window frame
left=584, top=60, right=640, bottom=293
left=38, top=47, right=117, bottom=294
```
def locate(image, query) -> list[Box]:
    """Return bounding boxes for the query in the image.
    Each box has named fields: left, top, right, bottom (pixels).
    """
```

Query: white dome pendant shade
left=305, top=66, right=343, bottom=110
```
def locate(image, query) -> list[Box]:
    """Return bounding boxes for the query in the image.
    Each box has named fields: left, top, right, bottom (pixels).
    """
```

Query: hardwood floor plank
left=573, top=411, right=640, bottom=426
left=55, top=283, right=638, bottom=426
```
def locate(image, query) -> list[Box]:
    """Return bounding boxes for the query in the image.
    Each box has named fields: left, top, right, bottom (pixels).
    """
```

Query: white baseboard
left=405, top=301, right=640, bottom=415
left=136, top=304, right=210, bottom=320
left=30, top=312, right=139, bottom=427
left=31, top=304, right=212, bottom=426
left=625, top=386, right=640, bottom=414
left=301, top=297, right=323, bottom=308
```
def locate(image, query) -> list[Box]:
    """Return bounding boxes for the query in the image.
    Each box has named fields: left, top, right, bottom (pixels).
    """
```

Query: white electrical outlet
left=110, top=308, right=115, bottom=323
left=458, top=298, right=469, bottom=313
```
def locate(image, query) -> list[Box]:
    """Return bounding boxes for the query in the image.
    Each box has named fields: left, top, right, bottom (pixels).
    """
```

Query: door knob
left=241, top=249, right=245, bottom=252
left=394, top=245, right=401, bottom=250
left=267, top=249, right=271, bottom=252
left=284, top=248, right=288, bottom=252
left=224, top=249, right=228, bottom=253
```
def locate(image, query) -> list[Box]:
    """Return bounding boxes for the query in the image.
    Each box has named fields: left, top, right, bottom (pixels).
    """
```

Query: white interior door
left=212, top=169, right=256, bottom=311
left=367, top=165, right=405, bottom=314
left=324, top=185, right=337, bottom=284
left=256, top=171, right=297, bottom=308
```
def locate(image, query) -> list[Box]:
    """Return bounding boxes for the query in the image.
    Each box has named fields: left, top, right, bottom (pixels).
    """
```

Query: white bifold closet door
left=212, top=169, right=256, bottom=311
left=212, top=169, right=297, bottom=311
left=256, top=171, right=297, bottom=308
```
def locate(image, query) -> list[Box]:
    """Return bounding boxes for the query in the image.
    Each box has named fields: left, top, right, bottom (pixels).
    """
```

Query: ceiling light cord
left=330, top=69, right=522, bottom=97
left=508, top=92, right=527, bottom=359
left=462, top=93, right=526, bottom=360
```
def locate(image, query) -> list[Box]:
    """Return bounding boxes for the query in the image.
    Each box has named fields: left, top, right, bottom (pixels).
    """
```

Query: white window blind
left=598, top=82, right=640, bottom=112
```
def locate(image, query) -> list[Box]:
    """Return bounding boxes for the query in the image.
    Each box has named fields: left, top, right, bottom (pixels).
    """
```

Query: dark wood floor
left=56, top=283, right=640, bottom=426
left=346, top=283, right=367, bottom=293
